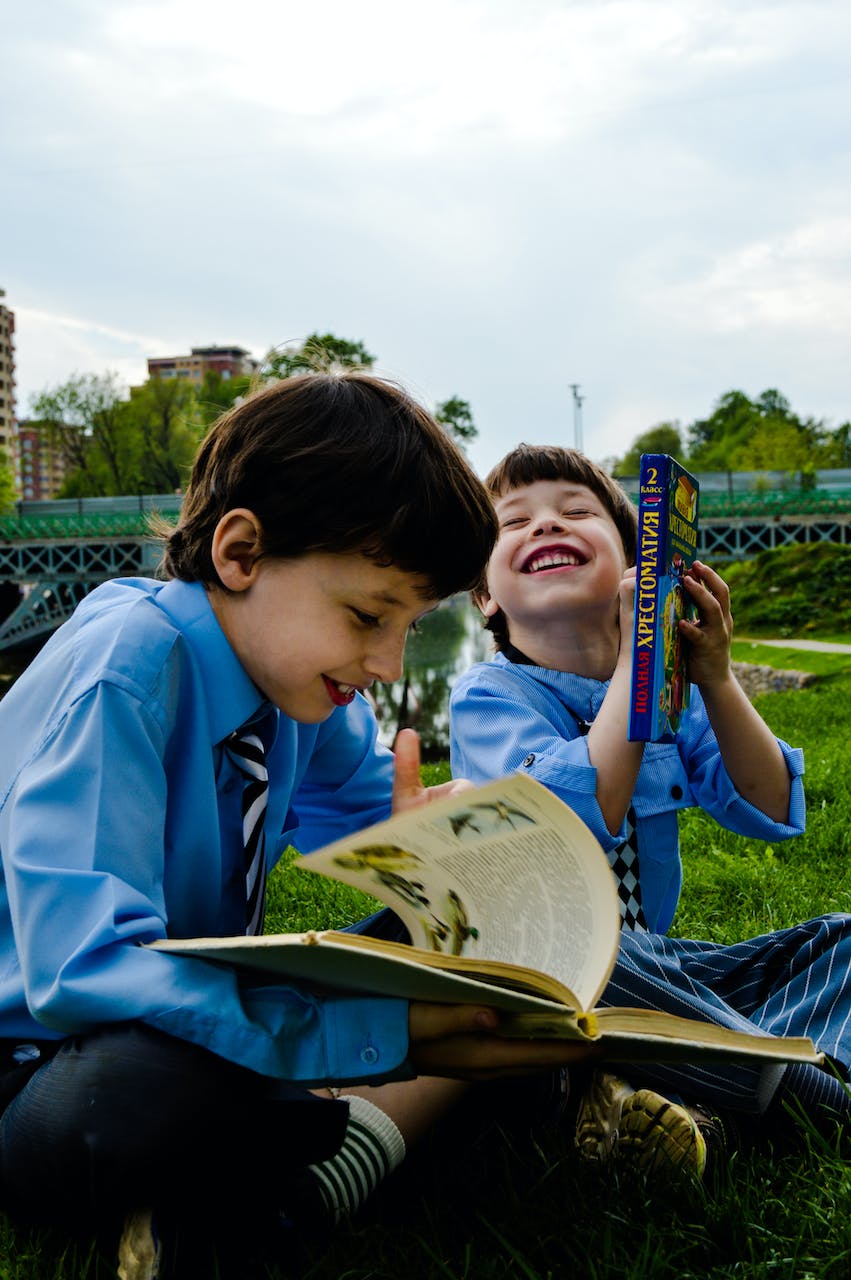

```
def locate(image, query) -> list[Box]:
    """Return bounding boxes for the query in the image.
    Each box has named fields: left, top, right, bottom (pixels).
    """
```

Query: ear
left=473, top=586, right=500, bottom=619
left=211, top=509, right=264, bottom=592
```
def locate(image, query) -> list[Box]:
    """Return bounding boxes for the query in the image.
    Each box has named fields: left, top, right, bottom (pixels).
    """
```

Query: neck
left=504, top=612, right=620, bottom=681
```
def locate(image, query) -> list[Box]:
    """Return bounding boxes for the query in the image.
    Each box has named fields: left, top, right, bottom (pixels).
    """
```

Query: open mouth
left=323, top=676, right=359, bottom=706
left=522, top=546, right=586, bottom=574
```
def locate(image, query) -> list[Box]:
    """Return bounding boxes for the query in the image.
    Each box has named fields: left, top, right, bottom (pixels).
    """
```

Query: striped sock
left=307, top=1096, right=406, bottom=1224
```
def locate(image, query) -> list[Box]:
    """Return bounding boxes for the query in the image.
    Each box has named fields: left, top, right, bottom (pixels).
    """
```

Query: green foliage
left=195, top=369, right=256, bottom=428
left=262, top=332, right=376, bottom=379
left=613, top=388, right=851, bottom=484
left=124, top=377, right=205, bottom=493
left=611, top=423, right=684, bottom=477
left=0, top=448, right=16, bottom=512
left=722, top=543, right=851, bottom=638
left=370, top=597, right=471, bottom=758
left=435, top=395, right=478, bottom=447
left=30, top=372, right=207, bottom=497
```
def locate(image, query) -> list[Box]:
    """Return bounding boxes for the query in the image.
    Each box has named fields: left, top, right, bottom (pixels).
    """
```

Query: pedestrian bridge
left=0, top=494, right=181, bottom=650
left=1, top=476, right=850, bottom=651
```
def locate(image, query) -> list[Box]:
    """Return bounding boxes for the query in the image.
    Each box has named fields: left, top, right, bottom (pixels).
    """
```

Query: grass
left=5, top=664, right=851, bottom=1278
left=3, top=542, right=851, bottom=1277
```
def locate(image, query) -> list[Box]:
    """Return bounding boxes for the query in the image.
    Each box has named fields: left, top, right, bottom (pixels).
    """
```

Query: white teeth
left=526, top=552, right=580, bottom=572
left=336, top=683, right=356, bottom=694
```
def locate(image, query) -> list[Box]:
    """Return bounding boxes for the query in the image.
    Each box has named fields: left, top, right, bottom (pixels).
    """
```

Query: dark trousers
left=0, top=1024, right=347, bottom=1232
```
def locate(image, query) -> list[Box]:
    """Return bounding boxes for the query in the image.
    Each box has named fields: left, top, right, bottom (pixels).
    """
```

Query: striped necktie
left=575, top=718, right=647, bottom=932
left=225, top=720, right=269, bottom=936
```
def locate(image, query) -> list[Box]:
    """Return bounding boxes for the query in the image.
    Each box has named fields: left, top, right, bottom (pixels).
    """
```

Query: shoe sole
left=617, top=1090, right=708, bottom=1179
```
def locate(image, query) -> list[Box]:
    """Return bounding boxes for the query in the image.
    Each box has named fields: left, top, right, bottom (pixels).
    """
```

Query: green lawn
left=4, top=658, right=851, bottom=1278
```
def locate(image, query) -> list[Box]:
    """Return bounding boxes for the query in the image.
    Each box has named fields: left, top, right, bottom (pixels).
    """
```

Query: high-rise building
left=15, top=419, right=73, bottom=500
left=146, top=344, right=258, bottom=384
left=0, top=288, right=17, bottom=492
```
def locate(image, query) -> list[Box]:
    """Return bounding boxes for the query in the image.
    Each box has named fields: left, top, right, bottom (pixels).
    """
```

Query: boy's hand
left=391, top=728, right=473, bottom=814
left=679, top=560, right=734, bottom=687
left=616, top=566, right=637, bottom=660
left=408, top=1001, right=601, bottom=1080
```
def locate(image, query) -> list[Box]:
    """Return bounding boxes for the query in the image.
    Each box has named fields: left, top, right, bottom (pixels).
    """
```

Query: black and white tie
left=226, top=723, right=269, bottom=936
left=575, top=717, right=647, bottom=933
left=606, top=805, right=648, bottom=932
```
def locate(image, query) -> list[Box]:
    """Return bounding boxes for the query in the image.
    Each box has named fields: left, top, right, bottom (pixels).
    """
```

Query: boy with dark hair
left=451, top=442, right=851, bottom=1175
left=0, top=385, right=595, bottom=1278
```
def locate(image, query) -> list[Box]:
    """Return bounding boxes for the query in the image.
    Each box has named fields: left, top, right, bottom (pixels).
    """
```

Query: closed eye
left=351, top=607, right=381, bottom=628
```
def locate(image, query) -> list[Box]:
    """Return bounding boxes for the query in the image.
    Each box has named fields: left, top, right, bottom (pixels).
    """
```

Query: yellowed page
left=295, top=773, right=620, bottom=1012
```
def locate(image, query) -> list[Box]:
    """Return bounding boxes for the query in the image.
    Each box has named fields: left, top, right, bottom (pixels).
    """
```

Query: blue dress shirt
left=450, top=652, right=806, bottom=934
left=0, top=578, right=410, bottom=1085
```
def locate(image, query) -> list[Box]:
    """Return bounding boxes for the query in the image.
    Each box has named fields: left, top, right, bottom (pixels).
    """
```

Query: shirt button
left=360, top=1045, right=379, bottom=1066
left=522, top=754, right=535, bottom=768
left=671, top=785, right=683, bottom=799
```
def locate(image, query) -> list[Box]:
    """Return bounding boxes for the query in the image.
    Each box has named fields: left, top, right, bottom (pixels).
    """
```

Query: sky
left=2, top=0, right=850, bottom=479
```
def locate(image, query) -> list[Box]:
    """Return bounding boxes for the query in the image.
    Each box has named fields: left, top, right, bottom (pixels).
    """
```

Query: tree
left=687, top=390, right=758, bottom=477
left=32, top=372, right=207, bottom=497
left=262, top=333, right=376, bottom=379
left=125, top=377, right=206, bottom=493
left=196, top=369, right=255, bottom=429
left=0, top=448, right=16, bottom=513
left=31, top=373, right=137, bottom=496
left=611, top=423, right=684, bottom=477
left=435, top=396, right=478, bottom=448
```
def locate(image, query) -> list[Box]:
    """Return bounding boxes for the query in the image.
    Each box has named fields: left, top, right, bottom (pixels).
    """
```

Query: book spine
left=628, top=455, right=670, bottom=741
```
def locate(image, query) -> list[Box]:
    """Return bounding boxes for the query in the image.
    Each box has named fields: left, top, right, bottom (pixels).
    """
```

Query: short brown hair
left=160, top=371, right=497, bottom=599
left=480, top=443, right=638, bottom=649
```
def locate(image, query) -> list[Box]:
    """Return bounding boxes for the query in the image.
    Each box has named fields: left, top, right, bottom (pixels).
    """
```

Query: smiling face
left=480, top=479, right=628, bottom=652
left=208, top=511, right=437, bottom=723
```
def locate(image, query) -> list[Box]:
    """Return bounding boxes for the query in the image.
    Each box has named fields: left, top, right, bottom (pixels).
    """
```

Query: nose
left=533, top=510, right=567, bottom=536
left=364, top=631, right=406, bottom=684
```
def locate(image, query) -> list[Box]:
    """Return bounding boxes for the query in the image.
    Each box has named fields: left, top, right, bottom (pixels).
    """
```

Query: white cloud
left=3, top=0, right=851, bottom=464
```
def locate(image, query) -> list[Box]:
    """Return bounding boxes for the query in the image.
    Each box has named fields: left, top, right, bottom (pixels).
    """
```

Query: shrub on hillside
left=721, top=543, right=851, bottom=636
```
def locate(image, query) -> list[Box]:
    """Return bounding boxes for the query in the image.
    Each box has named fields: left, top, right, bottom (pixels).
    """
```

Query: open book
left=150, top=774, right=820, bottom=1066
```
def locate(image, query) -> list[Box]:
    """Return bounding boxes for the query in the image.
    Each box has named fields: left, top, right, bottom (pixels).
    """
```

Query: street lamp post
left=569, top=383, right=585, bottom=452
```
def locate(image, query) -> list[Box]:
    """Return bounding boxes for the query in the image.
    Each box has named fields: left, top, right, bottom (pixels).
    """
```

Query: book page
left=295, top=773, right=620, bottom=1011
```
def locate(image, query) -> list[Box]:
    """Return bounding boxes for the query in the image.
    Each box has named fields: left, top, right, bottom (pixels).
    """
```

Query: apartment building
left=0, top=289, right=17, bottom=488
left=146, top=344, right=258, bottom=384
left=16, top=419, right=73, bottom=499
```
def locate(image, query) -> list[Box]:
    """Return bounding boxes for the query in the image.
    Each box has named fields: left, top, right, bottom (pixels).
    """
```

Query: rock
left=731, top=661, right=816, bottom=699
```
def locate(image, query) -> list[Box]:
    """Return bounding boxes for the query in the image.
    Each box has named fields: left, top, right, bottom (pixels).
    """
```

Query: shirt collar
left=154, top=579, right=271, bottom=745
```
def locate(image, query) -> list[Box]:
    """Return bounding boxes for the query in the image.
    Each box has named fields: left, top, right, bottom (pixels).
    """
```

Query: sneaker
left=618, top=1088, right=708, bottom=1178
left=117, top=1208, right=161, bottom=1280
left=574, top=1071, right=712, bottom=1180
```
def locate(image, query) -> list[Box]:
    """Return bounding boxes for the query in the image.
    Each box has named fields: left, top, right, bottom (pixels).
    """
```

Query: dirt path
left=737, top=638, right=851, bottom=654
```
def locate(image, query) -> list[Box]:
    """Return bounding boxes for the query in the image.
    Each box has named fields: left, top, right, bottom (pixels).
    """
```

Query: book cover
left=628, top=454, right=700, bottom=742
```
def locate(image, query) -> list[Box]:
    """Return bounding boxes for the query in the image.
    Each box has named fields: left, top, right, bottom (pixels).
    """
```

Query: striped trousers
left=602, top=913, right=851, bottom=1113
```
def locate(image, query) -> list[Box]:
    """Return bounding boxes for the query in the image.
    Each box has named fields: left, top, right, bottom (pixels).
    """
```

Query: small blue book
left=628, top=454, right=700, bottom=741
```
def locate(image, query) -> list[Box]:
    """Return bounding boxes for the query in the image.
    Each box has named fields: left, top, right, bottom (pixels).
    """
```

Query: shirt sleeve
left=449, top=670, right=627, bottom=851
left=2, top=679, right=410, bottom=1084
left=676, top=690, right=806, bottom=838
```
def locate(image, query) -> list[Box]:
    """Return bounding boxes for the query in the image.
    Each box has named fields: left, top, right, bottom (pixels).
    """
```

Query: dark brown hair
left=480, top=443, right=638, bottom=649
left=160, top=371, right=497, bottom=599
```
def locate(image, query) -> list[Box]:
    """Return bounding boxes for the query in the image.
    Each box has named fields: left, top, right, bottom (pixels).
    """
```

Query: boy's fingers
left=391, top=728, right=425, bottom=812
left=408, top=1002, right=602, bottom=1077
